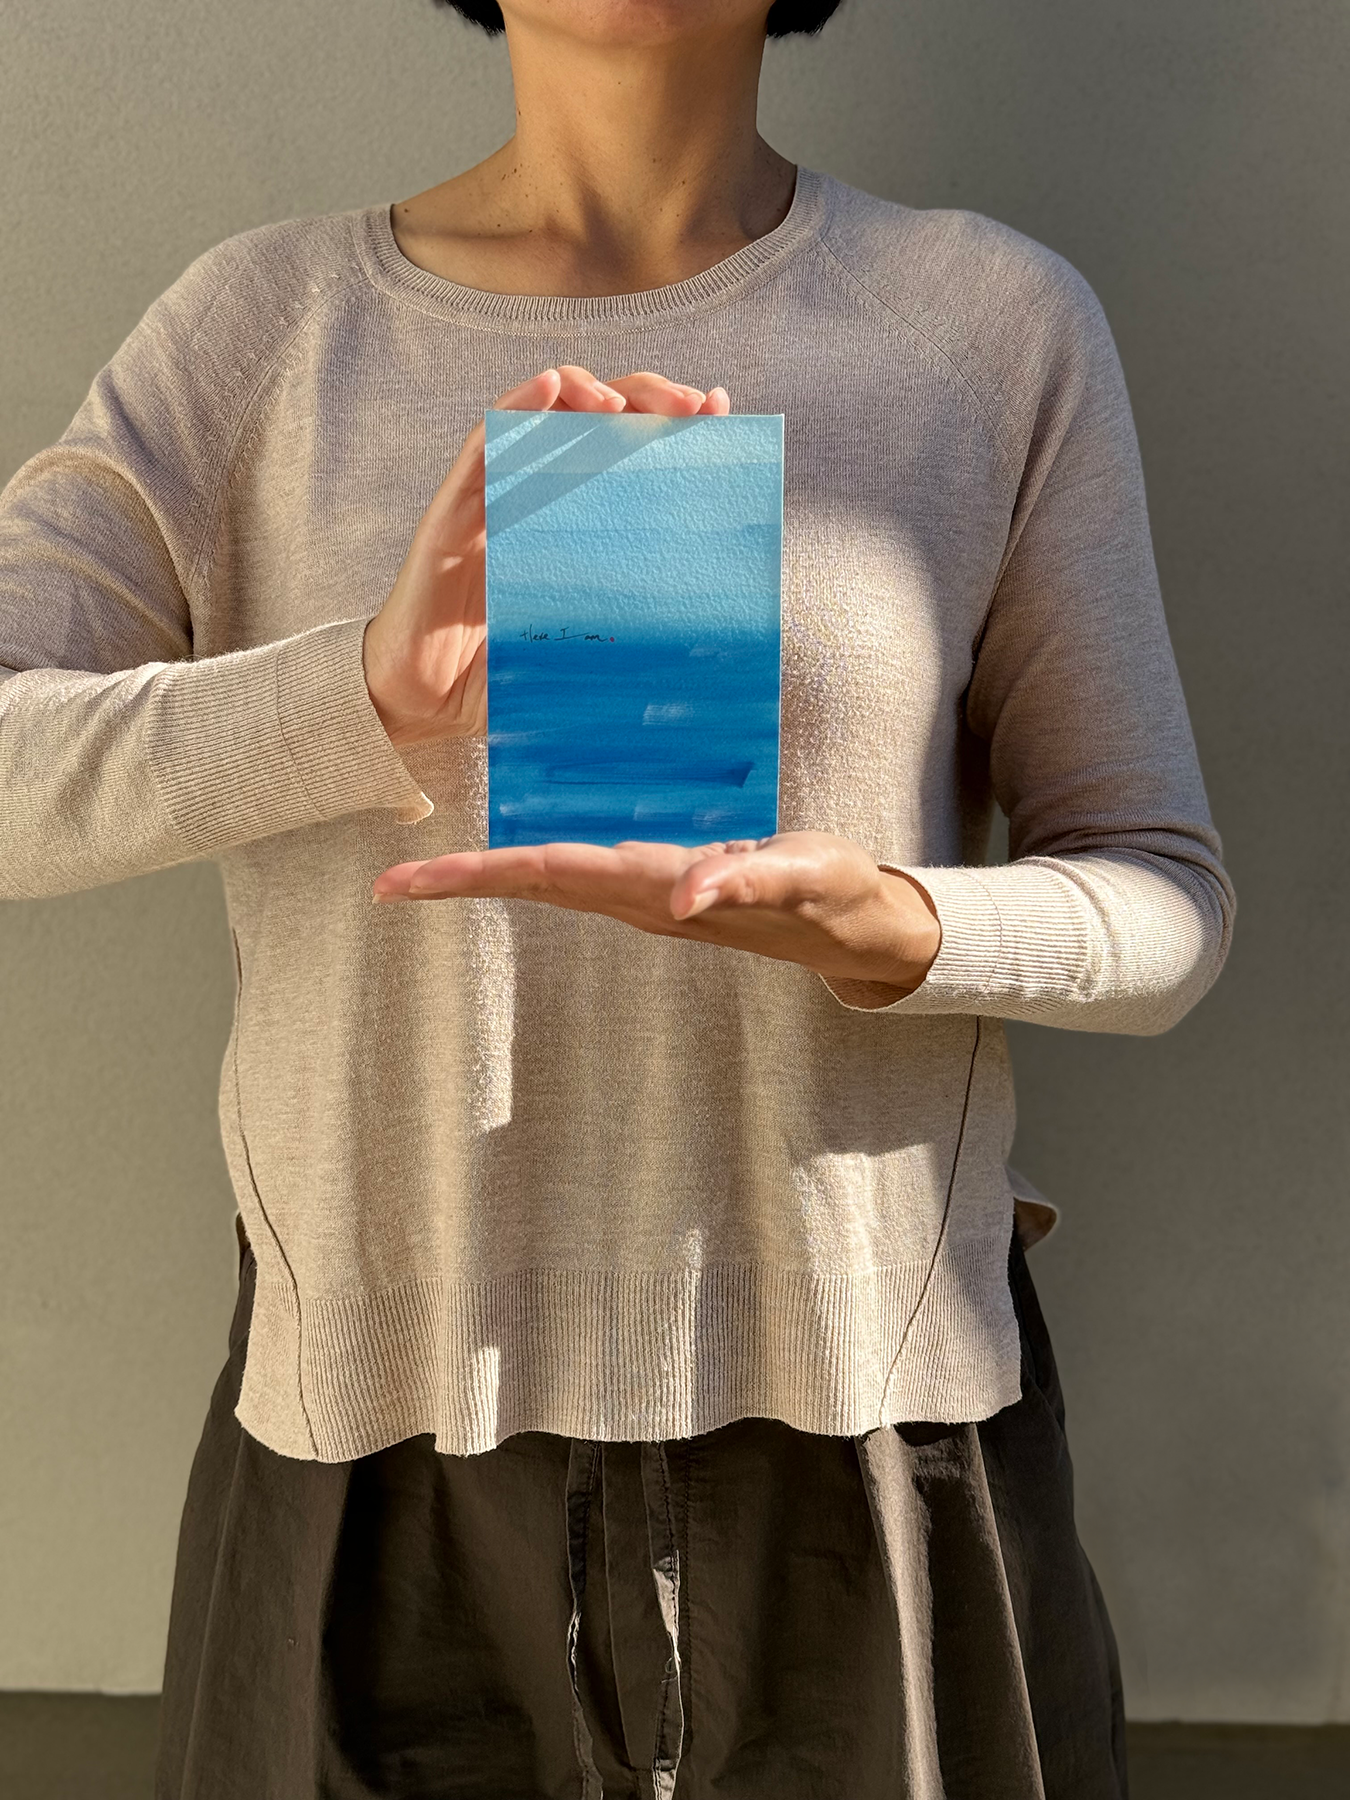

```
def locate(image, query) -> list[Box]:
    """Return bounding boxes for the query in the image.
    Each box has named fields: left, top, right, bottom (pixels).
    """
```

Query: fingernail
left=679, top=386, right=705, bottom=401
left=681, top=887, right=720, bottom=918
left=372, top=892, right=403, bottom=904
left=593, top=382, right=623, bottom=402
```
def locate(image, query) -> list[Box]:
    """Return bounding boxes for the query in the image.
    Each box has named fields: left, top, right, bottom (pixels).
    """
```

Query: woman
left=0, top=0, right=1234, bottom=1795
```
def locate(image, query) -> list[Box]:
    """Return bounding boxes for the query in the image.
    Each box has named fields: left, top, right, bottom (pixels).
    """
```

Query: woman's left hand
left=372, top=831, right=942, bottom=998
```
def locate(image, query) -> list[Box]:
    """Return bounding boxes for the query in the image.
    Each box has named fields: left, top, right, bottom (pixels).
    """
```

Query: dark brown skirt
left=154, top=1227, right=1126, bottom=1800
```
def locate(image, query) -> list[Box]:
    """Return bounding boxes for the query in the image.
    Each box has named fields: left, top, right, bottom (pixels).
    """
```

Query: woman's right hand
left=362, top=365, right=730, bottom=748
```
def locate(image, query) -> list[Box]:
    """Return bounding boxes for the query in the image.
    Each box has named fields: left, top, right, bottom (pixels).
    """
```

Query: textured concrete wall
left=2, top=0, right=1346, bottom=1714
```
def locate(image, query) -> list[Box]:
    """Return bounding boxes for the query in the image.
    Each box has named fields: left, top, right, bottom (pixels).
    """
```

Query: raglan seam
left=814, top=234, right=1021, bottom=482
left=185, top=253, right=373, bottom=608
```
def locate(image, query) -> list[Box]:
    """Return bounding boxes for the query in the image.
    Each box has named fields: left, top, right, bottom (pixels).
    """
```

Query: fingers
left=372, top=839, right=694, bottom=908
left=372, top=859, right=438, bottom=900
left=667, top=840, right=790, bottom=921
left=488, top=366, right=732, bottom=423
left=668, top=850, right=746, bottom=921
left=491, top=368, right=564, bottom=411
left=372, top=849, right=515, bottom=903
left=560, top=370, right=730, bottom=416
left=373, top=842, right=616, bottom=904
left=447, top=632, right=487, bottom=736
left=431, top=363, right=728, bottom=534
left=489, top=367, right=628, bottom=417
left=551, top=366, right=629, bottom=411
left=603, top=371, right=707, bottom=416
left=426, top=369, right=571, bottom=523
left=424, top=366, right=624, bottom=530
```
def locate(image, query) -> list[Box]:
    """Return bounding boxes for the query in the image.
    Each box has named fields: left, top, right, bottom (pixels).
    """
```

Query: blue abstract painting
left=484, top=409, right=783, bottom=849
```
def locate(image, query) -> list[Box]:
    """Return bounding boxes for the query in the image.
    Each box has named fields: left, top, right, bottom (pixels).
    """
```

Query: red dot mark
left=609, top=636, right=614, bottom=641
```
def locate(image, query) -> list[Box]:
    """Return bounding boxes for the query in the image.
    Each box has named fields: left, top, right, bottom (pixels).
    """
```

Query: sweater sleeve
left=0, top=238, right=432, bottom=904
left=825, top=267, right=1234, bottom=1034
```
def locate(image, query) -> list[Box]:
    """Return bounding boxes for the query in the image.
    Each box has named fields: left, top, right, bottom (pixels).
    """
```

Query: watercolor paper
left=484, top=409, right=783, bottom=849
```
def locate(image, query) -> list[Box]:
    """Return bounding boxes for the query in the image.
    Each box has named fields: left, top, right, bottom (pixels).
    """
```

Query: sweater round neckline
left=355, top=165, right=830, bottom=327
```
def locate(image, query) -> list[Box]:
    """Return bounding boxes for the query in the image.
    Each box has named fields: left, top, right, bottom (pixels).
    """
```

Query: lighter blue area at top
left=484, top=410, right=783, bottom=849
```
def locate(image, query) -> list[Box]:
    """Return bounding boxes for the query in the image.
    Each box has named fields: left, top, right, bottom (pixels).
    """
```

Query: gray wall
left=1, top=0, right=1346, bottom=1716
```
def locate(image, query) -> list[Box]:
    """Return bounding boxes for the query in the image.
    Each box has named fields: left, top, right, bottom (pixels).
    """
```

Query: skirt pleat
left=155, top=1228, right=1126, bottom=1800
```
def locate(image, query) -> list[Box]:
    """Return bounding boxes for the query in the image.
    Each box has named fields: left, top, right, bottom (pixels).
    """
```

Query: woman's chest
left=200, top=326, right=1013, bottom=788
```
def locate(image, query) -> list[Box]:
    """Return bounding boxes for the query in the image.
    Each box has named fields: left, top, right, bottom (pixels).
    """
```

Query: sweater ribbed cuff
left=148, top=615, right=432, bottom=856
left=818, top=862, right=1090, bottom=1018
left=275, top=616, right=434, bottom=825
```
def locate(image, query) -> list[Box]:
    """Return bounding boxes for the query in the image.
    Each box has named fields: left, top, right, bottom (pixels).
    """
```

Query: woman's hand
left=364, top=374, right=939, bottom=998
left=372, top=831, right=942, bottom=999
left=362, top=366, right=730, bottom=747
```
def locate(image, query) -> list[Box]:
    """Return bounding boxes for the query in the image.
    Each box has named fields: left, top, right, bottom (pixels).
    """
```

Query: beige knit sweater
left=0, top=168, right=1234, bottom=1460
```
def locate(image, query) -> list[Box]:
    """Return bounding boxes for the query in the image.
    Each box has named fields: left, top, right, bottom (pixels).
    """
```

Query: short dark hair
left=431, top=1, right=844, bottom=39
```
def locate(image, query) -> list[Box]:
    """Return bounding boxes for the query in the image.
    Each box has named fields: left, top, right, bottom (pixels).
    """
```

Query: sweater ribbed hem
left=235, top=1231, right=1023, bottom=1461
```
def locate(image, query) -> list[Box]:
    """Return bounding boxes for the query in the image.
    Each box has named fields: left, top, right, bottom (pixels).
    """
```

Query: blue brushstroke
left=543, top=761, right=753, bottom=788
left=484, top=411, right=783, bottom=849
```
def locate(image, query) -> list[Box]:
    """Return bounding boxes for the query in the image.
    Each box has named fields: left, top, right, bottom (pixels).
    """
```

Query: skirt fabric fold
left=155, top=1227, right=1126, bottom=1800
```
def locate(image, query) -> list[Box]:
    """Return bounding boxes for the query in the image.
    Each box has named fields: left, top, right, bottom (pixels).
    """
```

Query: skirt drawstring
left=564, top=1439, right=687, bottom=1799
left=564, top=1439, right=605, bottom=1799
left=639, top=1442, right=686, bottom=1798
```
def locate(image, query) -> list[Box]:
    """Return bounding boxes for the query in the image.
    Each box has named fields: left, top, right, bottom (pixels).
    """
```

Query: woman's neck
left=389, top=18, right=796, bottom=298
